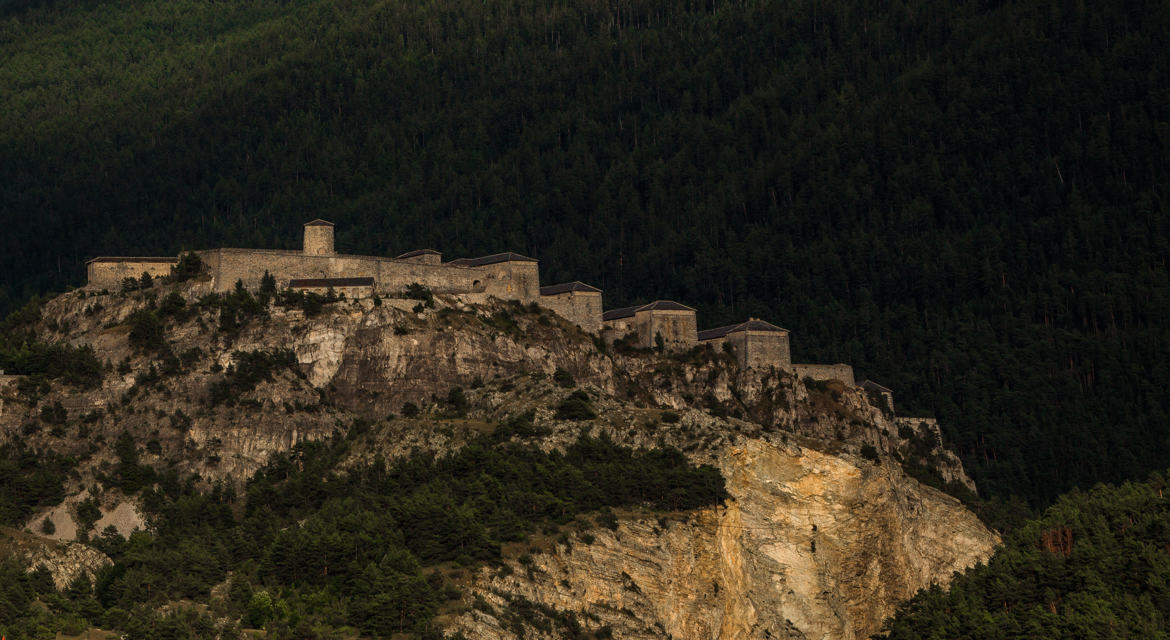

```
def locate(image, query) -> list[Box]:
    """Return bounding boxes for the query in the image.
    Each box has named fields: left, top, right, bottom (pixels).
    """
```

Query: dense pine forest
left=879, top=470, right=1170, bottom=639
left=1, top=0, right=1167, bottom=509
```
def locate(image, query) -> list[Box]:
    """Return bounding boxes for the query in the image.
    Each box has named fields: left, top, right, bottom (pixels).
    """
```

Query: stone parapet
left=793, top=363, right=856, bottom=386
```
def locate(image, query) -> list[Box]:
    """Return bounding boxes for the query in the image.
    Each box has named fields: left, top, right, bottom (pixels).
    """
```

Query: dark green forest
left=878, top=471, right=1170, bottom=639
left=1, top=0, right=1167, bottom=506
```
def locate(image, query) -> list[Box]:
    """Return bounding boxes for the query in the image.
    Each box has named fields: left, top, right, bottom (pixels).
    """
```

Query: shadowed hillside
left=1, top=0, right=1168, bottom=506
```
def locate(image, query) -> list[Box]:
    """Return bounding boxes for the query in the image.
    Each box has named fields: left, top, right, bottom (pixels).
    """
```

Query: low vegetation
left=0, top=423, right=726, bottom=639
left=208, top=348, right=300, bottom=406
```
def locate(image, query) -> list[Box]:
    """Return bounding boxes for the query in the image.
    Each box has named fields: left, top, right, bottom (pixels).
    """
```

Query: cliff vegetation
left=1, top=0, right=1168, bottom=509
left=0, top=279, right=997, bottom=639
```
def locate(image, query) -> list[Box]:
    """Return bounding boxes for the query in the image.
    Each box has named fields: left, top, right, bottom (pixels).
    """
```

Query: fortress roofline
left=447, top=252, right=537, bottom=267
left=396, top=249, right=442, bottom=260
left=86, top=256, right=179, bottom=264
left=602, top=300, right=694, bottom=321
left=540, top=281, right=602, bottom=296
left=698, top=319, right=788, bottom=341
left=860, top=379, right=893, bottom=393
left=304, top=219, right=334, bottom=227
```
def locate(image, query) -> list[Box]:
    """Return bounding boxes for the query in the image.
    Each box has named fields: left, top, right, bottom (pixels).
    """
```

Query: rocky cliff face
left=446, top=436, right=995, bottom=640
left=0, top=282, right=997, bottom=638
left=0, top=527, right=111, bottom=590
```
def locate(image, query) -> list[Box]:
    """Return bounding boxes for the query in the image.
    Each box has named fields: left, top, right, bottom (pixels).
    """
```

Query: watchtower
left=303, top=219, right=335, bottom=256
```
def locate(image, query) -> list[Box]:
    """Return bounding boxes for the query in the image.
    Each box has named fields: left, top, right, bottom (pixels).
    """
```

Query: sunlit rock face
left=4, top=286, right=997, bottom=639
left=448, top=437, right=997, bottom=640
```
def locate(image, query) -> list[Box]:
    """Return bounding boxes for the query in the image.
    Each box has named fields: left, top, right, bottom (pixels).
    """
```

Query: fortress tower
left=303, top=219, right=335, bottom=256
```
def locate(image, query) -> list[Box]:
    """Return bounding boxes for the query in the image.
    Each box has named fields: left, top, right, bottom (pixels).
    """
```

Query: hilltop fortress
left=88, top=219, right=866, bottom=387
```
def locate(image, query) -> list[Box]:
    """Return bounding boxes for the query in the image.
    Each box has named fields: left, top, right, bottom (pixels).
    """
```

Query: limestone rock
left=0, top=527, right=112, bottom=590
left=447, top=437, right=997, bottom=640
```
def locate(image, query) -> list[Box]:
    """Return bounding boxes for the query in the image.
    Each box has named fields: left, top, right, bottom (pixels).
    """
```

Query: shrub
left=445, top=387, right=468, bottom=417
left=661, top=410, right=681, bottom=424
left=612, top=332, right=643, bottom=354
left=259, top=271, right=277, bottom=295
left=401, top=402, right=420, bottom=418
left=597, top=508, right=619, bottom=530
left=170, top=252, right=204, bottom=282
left=209, top=349, right=299, bottom=406
left=158, top=291, right=187, bottom=318
left=126, top=309, right=166, bottom=353
left=1, top=341, right=104, bottom=388
left=556, top=390, right=597, bottom=420
left=860, top=444, right=880, bottom=462
left=404, top=283, right=435, bottom=308
left=40, top=401, right=67, bottom=425
left=552, top=367, right=575, bottom=388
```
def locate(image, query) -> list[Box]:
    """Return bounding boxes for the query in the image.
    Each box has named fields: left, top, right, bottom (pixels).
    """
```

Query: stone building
left=446, top=252, right=541, bottom=303
left=698, top=318, right=791, bottom=369
left=302, top=219, right=335, bottom=256
left=860, top=380, right=894, bottom=413
left=86, top=257, right=179, bottom=288
left=86, top=220, right=541, bottom=303
left=602, top=301, right=698, bottom=351
left=539, top=282, right=603, bottom=334
left=81, top=221, right=899, bottom=397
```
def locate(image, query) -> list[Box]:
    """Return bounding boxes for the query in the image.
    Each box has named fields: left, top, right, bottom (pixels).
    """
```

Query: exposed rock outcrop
left=0, top=283, right=998, bottom=639
left=0, top=527, right=111, bottom=590
left=446, top=437, right=996, bottom=640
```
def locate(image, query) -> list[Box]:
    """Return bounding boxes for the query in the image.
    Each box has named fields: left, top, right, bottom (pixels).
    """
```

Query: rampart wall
left=793, top=363, right=856, bottom=386
left=87, top=259, right=178, bottom=288
left=196, top=249, right=487, bottom=296
left=464, top=262, right=541, bottom=303
left=540, top=292, right=603, bottom=334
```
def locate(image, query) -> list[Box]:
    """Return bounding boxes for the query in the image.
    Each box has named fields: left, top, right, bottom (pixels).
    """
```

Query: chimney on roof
left=303, top=219, right=335, bottom=256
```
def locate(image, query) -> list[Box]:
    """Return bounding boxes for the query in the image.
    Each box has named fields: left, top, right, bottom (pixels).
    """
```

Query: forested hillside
left=879, top=471, right=1170, bottom=639
left=1, top=0, right=1167, bottom=505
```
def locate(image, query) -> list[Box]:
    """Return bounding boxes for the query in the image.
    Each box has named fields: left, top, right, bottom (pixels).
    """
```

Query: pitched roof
left=601, top=305, right=643, bottom=321
left=304, top=219, right=334, bottom=227
left=860, top=379, right=893, bottom=393
left=446, top=252, right=537, bottom=267
left=638, top=300, right=695, bottom=312
left=396, top=249, right=442, bottom=259
left=86, top=256, right=179, bottom=264
left=697, top=319, right=788, bottom=341
left=540, top=281, right=602, bottom=296
left=288, top=277, right=374, bottom=288
left=601, top=300, right=695, bottom=321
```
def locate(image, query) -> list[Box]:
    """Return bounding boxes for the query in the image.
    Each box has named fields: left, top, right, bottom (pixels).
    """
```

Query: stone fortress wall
left=87, top=258, right=179, bottom=288
left=793, top=363, right=856, bottom=387
left=85, top=219, right=928, bottom=420
left=195, top=248, right=486, bottom=295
